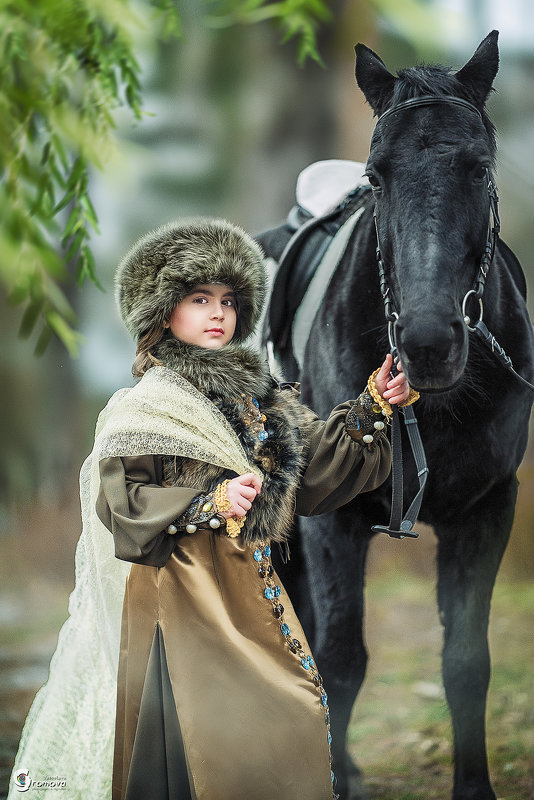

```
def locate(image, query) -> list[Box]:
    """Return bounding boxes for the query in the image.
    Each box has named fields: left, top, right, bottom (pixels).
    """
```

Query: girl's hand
left=220, top=473, right=262, bottom=519
left=374, top=354, right=411, bottom=405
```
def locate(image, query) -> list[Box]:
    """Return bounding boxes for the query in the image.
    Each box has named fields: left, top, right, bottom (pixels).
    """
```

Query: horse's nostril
left=403, top=342, right=450, bottom=365
left=397, top=321, right=461, bottom=365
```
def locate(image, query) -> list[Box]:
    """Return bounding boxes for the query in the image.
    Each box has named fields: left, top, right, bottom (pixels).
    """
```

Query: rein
left=461, top=177, right=534, bottom=393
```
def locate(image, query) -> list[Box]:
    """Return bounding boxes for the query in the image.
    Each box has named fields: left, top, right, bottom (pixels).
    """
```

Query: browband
left=376, top=95, right=483, bottom=125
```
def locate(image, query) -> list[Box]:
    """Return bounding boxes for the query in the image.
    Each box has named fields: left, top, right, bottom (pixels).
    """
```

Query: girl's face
left=166, top=283, right=237, bottom=348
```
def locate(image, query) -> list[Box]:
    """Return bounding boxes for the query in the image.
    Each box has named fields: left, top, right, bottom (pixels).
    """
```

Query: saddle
left=265, top=160, right=372, bottom=371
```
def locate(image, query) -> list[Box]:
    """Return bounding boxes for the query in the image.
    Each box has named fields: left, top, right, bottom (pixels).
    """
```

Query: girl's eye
left=191, top=295, right=234, bottom=306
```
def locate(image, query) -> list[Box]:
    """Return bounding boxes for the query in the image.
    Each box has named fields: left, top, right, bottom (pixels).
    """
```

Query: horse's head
left=355, top=32, right=499, bottom=392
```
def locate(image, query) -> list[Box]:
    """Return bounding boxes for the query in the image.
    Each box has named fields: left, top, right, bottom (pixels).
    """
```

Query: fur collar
left=161, top=375, right=307, bottom=545
left=152, top=336, right=272, bottom=402
left=210, top=388, right=305, bottom=545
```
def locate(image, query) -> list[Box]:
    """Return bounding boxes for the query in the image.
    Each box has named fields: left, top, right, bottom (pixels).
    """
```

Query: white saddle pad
left=296, top=159, right=369, bottom=217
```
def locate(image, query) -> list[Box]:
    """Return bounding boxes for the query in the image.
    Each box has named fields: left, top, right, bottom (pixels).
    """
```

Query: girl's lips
left=206, top=328, right=224, bottom=335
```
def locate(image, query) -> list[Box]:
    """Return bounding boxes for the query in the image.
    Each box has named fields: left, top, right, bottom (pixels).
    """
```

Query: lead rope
left=371, top=212, right=428, bottom=539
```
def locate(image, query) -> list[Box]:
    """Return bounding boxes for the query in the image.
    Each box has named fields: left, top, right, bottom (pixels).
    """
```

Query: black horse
left=257, top=31, right=534, bottom=800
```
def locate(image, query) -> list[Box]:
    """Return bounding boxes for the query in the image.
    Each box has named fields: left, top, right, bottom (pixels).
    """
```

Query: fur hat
left=115, top=218, right=267, bottom=342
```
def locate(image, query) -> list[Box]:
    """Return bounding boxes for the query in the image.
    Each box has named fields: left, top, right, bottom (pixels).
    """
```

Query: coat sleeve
left=295, top=400, right=391, bottom=517
left=96, top=454, right=201, bottom=567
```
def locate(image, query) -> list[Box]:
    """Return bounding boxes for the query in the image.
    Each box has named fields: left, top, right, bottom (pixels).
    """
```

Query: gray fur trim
left=115, top=218, right=267, bottom=342
left=151, top=337, right=273, bottom=401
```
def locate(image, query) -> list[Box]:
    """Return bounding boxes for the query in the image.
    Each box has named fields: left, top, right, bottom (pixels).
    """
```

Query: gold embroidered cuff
left=214, top=480, right=232, bottom=514
left=368, top=368, right=420, bottom=415
left=214, top=479, right=246, bottom=538
left=226, top=516, right=246, bottom=538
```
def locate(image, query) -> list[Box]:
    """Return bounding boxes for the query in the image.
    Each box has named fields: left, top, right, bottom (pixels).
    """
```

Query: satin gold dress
left=97, top=402, right=391, bottom=800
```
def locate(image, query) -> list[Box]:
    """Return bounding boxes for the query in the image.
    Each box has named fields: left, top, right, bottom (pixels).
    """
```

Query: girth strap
left=267, top=186, right=371, bottom=354
left=293, top=207, right=366, bottom=369
left=268, top=207, right=344, bottom=351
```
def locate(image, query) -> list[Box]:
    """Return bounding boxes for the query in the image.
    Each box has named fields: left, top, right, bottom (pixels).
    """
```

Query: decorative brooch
left=241, top=395, right=269, bottom=442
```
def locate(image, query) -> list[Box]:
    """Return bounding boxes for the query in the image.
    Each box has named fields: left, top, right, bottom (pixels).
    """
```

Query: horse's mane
left=392, top=64, right=497, bottom=159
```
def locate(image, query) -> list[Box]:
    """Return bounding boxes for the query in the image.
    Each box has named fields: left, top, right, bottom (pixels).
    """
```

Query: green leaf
left=40, top=141, right=51, bottom=165
left=51, top=134, right=70, bottom=172
left=205, top=0, right=329, bottom=64
left=64, top=228, right=85, bottom=261
left=34, top=324, right=53, bottom=357
left=81, top=193, right=100, bottom=232
left=53, top=186, right=77, bottom=215
left=44, top=279, right=77, bottom=321
left=61, top=205, right=81, bottom=241
left=67, top=155, right=87, bottom=187
left=19, top=297, right=44, bottom=339
left=8, top=282, right=31, bottom=307
left=44, top=309, right=83, bottom=357
left=80, top=244, right=105, bottom=290
left=149, top=0, right=182, bottom=38
left=47, top=158, right=66, bottom=190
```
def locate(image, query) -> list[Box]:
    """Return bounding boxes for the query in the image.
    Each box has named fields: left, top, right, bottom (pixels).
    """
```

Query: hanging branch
left=0, top=0, right=179, bottom=355
left=0, top=0, right=330, bottom=355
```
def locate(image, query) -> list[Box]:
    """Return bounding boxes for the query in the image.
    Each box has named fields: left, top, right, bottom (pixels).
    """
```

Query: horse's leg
left=300, top=509, right=371, bottom=800
left=436, top=476, right=517, bottom=800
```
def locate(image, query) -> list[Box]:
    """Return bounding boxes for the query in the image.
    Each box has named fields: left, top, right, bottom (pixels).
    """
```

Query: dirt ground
left=348, top=536, right=534, bottom=800
left=1, top=524, right=533, bottom=800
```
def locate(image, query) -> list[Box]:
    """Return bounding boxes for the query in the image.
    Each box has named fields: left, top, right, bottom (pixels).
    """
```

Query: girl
left=9, top=218, right=414, bottom=800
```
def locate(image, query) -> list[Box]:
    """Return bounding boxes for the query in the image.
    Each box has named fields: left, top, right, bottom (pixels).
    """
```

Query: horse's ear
left=455, top=30, right=499, bottom=108
left=355, top=43, right=395, bottom=116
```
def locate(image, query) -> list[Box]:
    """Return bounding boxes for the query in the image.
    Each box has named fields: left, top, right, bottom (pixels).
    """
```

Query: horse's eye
left=365, top=172, right=381, bottom=190
left=473, top=164, right=488, bottom=182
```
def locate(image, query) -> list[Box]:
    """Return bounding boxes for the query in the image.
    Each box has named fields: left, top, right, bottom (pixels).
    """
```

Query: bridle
left=372, top=93, right=533, bottom=391
left=372, top=95, right=498, bottom=342
left=369, top=94, right=533, bottom=541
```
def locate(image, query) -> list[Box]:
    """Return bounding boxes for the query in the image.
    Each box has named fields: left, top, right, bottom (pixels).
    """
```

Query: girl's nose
left=210, top=304, right=224, bottom=319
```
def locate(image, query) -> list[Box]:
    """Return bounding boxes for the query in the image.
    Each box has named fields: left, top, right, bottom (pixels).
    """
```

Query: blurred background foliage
left=0, top=0, right=330, bottom=358
left=1, top=0, right=534, bottom=581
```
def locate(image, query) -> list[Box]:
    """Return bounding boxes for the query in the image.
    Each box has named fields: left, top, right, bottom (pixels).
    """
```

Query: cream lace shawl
left=9, top=367, right=262, bottom=800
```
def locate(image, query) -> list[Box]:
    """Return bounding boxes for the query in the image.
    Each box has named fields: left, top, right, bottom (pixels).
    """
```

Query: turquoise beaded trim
left=252, top=544, right=338, bottom=799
